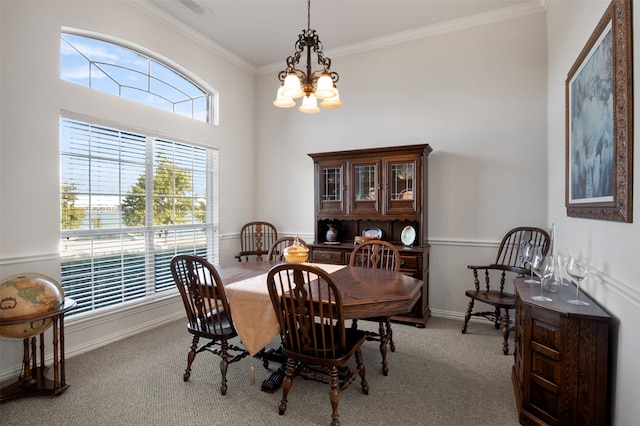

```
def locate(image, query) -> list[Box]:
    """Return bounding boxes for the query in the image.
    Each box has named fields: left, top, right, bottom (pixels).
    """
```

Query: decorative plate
left=401, top=226, right=416, bottom=246
left=362, top=228, right=382, bottom=239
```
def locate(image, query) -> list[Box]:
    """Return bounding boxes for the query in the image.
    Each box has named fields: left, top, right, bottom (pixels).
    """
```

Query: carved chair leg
left=279, top=357, right=295, bottom=415
left=329, top=366, right=340, bottom=426
left=355, top=349, right=368, bottom=395
left=461, top=298, right=475, bottom=334
left=378, top=320, right=389, bottom=376
left=219, top=340, right=229, bottom=395
left=183, top=335, right=200, bottom=381
left=494, top=306, right=501, bottom=329
left=501, top=308, right=510, bottom=355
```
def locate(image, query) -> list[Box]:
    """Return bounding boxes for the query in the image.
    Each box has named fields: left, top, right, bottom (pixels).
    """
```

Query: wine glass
left=566, top=256, right=590, bottom=306
left=522, top=242, right=537, bottom=284
left=527, top=246, right=544, bottom=283
left=556, top=249, right=570, bottom=285
left=531, top=249, right=552, bottom=302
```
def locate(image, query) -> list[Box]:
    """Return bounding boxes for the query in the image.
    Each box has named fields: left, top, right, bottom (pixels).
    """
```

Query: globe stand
left=0, top=298, right=76, bottom=401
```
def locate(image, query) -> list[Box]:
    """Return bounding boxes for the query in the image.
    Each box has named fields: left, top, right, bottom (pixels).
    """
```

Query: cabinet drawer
left=399, top=255, right=418, bottom=270
left=311, top=250, right=344, bottom=264
left=531, top=317, right=561, bottom=352
left=529, top=380, right=559, bottom=422
left=531, top=349, right=560, bottom=385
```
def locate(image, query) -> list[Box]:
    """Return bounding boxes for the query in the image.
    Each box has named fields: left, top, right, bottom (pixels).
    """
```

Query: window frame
left=59, top=28, right=221, bottom=317
left=60, top=114, right=219, bottom=316
left=60, top=29, right=219, bottom=125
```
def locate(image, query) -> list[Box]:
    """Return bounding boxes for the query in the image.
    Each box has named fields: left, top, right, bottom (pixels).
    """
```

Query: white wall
left=546, top=1, right=640, bottom=424
left=0, top=0, right=257, bottom=377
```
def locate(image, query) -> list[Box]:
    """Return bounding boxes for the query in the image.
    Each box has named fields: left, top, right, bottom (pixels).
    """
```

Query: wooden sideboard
left=307, top=144, right=432, bottom=327
left=512, top=278, right=610, bottom=426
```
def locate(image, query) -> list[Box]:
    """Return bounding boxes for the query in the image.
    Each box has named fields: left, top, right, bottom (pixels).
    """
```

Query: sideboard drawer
left=399, top=255, right=418, bottom=270
left=531, top=312, right=562, bottom=352
left=311, top=250, right=344, bottom=264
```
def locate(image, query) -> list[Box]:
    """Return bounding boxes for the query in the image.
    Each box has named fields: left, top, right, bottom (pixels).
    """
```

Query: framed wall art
left=565, top=0, right=633, bottom=222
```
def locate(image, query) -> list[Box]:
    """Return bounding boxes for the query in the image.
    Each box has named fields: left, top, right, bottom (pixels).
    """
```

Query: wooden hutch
left=308, top=144, right=432, bottom=327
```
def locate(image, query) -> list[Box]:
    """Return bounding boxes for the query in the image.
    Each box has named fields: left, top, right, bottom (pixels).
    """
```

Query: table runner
left=225, top=263, right=345, bottom=355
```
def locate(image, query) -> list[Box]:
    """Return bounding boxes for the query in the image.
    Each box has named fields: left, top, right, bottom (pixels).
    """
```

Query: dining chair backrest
left=235, top=221, right=278, bottom=262
left=170, top=254, right=234, bottom=336
left=495, top=226, right=550, bottom=272
left=349, top=240, right=400, bottom=272
left=266, top=263, right=346, bottom=361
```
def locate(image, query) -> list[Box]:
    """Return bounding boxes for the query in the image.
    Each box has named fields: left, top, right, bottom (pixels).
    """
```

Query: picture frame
left=565, top=0, right=633, bottom=222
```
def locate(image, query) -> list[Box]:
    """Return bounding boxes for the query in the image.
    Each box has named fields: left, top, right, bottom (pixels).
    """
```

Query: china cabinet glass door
left=386, top=159, right=418, bottom=214
left=317, top=162, right=345, bottom=215
left=350, top=161, right=379, bottom=215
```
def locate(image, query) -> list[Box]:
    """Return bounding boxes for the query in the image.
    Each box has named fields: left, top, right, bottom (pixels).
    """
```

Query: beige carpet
left=0, top=317, right=519, bottom=425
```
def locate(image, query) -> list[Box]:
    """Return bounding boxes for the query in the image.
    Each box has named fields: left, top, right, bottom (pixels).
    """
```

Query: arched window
left=59, top=32, right=219, bottom=316
left=60, top=32, right=212, bottom=123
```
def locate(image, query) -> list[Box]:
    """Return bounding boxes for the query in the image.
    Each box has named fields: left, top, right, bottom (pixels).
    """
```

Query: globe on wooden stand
left=0, top=273, right=64, bottom=339
left=0, top=273, right=76, bottom=401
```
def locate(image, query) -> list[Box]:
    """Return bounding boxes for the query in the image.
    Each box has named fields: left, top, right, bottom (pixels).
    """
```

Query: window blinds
left=60, top=118, right=218, bottom=315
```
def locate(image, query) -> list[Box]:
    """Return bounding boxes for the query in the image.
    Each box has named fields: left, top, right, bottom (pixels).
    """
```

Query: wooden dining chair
left=461, top=226, right=550, bottom=354
left=267, top=236, right=308, bottom=262
left=234, top=221, right=278, bottom=262
left=266, top=263, right=369, bottom=426
left=170, top=254, right=249, bottom=395
left=349, top=240, right=400, bottom=376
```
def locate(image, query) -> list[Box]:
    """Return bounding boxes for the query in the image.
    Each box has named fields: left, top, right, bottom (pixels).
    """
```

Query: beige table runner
left=225, top=263, right=345, bottom=355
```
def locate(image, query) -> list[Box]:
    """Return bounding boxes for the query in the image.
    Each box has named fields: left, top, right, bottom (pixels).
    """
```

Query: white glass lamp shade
left=299, top=93, right=320, bottom=114
left=320, top=88, right=342, bottom=109
left=281, top=73, right=304, bottom=98
left=314, top=73, right=337, bottom=99
left=273, top=87, right=296, bottom=108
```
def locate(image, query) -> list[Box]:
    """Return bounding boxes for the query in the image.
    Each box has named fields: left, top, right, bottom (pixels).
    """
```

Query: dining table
left=216, top=260, right=423, bottom=392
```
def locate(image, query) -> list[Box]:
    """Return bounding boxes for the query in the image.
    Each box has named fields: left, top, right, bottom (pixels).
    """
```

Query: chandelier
left=273, top=0, right=342, bottom=114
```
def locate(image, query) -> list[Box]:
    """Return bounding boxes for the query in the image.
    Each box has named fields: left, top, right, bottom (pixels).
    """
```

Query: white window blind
left=60, top=117, right=219, bottom=315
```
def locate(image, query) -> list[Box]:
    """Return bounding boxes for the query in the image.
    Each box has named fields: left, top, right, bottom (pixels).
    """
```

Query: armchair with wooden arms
left=461, top=226, right=550, bottom=355
left=266, top=263, right=369, bottom=426
left=234, top=221, right=278, bottom=262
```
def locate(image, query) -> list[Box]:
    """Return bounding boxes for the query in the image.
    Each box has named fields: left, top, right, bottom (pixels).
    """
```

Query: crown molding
left=124, top=0, right=257, bottom=75
left=258, top=0, right=547, bottom=74
left=128, top=0, right=546, bottom=77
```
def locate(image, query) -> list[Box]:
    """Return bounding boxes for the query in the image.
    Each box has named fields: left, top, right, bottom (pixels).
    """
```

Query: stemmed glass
left=566, top=256, right=590, bottom=305
left=556, top=249, right=570, bottom=285
left=522, top=242, right=537, bottom=284
left=531, top=247, right=552, bottom=302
